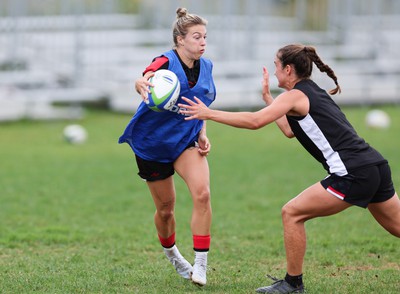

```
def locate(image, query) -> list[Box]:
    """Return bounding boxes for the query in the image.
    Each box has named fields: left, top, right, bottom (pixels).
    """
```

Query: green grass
left=0, top=106, right=399, bottom=293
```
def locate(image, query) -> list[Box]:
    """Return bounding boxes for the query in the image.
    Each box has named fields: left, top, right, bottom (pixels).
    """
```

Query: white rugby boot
left=191, top=251, right=208, bottom=286
left=163, top=245, right=193, bottom=279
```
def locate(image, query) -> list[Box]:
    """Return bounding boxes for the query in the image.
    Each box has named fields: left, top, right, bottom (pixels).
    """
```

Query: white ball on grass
left=365, top=109, right=391, bottom=129
left=63, top=124, right=88, bottom=144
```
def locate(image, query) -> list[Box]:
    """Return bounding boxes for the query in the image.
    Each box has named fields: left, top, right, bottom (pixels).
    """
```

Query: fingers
left=180, top=96, right=196, bottom=105
left=140, top=86, right=151, bottom=101
left=136, top=77, right=154, bottom=101
left=193, top=96, right=203, bottom=103
left=198, top=144, right=209, bottom=151
left=178, top=108, right=197, bottom=119
left=197, top=134, right=211, bottom=156
left=198, top=143, right=211, bottom=156
left=178, top=96, right=196, bottom=117
left=263, top=66, right=269, bottom=78
left=177, top=96, right=208, bottom=121
left=199, top=150, right=210, bottom=157
left=178, top=96, right=203, bottom=109
left=143, top=79, right=154, bottom=92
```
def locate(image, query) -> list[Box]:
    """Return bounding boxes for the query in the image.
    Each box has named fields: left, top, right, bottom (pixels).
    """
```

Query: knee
left=193, top=187, right=211, bottom=207
left=281, top=203, right=294, bottom=224
left=156, top=200, right=175, bottom=222
left=281, top=202, right=304, bottom=224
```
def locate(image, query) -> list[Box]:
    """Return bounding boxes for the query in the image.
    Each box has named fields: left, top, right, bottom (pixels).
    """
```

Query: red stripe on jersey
left=143, top=56, right=169, bottom=74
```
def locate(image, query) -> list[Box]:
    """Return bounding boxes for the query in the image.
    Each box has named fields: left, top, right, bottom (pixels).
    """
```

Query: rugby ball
left=365, top=109, right=391, bottom=129
left=146, top=69, right=180, bottom=112
left=63, top=124, right=87, bottom=144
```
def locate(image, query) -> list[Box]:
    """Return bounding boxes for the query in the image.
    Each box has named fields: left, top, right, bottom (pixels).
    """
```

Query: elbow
left=279, top=123, right=294, bottom=138
left=249, top=120, right=264, bottom=130
left=248, top=116, right=270, bottom=130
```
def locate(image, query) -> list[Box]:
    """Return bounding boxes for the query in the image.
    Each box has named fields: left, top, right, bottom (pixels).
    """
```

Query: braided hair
left=277, top=44, right=341, bottom=95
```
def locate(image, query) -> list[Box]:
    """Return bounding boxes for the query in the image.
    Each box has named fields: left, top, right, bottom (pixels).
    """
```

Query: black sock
left=284, top=273, right=303, bottom=288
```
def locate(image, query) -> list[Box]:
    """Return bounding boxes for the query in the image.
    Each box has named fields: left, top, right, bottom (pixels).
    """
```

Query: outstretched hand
left=262, top=66, right=274, bottom=105
left=178, top=97, right=211, bottom=120
left=262, top=66, right=270, bottom=89
left=262, top=66, right=271, bottom=94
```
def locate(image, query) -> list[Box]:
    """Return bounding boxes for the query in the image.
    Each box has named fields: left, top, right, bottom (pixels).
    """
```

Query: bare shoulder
left=274, top=89, right=309, bottom=116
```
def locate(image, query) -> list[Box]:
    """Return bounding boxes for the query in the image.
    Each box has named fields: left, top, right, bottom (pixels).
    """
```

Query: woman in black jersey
left=179, top=44, right=400, bottom=294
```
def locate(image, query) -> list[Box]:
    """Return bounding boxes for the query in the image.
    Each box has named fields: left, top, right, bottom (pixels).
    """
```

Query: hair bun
left=176, top=7, right=188, bottom=18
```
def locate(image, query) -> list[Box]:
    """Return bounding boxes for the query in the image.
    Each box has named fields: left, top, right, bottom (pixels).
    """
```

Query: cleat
left=256, top=275, right=305, bottom=293
left=164, top=245, right=193, bottom=279
left=191, top=251, right=208, bottom=286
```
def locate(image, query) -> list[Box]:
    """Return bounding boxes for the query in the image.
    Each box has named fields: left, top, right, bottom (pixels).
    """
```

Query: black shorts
left=320, top=162, right=396, bottom=208
left=135, top=141, right=198, bottom=182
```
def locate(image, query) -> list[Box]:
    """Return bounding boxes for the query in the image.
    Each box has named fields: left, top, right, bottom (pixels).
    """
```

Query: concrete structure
left=0, top=0, right=399, bottom=121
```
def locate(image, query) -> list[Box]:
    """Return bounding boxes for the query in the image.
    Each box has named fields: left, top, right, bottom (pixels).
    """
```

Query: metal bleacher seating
left=0, top=1, right=399, bottom=121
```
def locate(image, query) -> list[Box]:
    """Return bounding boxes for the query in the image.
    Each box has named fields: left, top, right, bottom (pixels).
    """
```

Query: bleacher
left=0, top=0, right=399, bottom=121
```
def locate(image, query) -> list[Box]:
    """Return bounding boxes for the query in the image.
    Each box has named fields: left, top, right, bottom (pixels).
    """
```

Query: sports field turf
left=0, top=106, right=399, bottom=293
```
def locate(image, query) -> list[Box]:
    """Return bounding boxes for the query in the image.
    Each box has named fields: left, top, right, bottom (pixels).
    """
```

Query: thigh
left=174, top=147, right=210, bottom=195
left=368, top=193, right=400, bottom=235
left=286, top=182, right=352, bottom=220
left=147, top=176, right=176, bottom=210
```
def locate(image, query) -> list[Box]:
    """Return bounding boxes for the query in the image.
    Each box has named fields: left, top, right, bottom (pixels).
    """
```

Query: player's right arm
left=178, top=90, right=304, bottom=136
left=261, top=67, right=294, bottom=138
left=134, top=56, right=169, bottom=101
left=135, top=71, right=154, bottom=101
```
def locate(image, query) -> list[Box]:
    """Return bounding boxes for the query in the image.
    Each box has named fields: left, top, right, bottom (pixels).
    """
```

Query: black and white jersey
left=287, top=79, right=386, bottom=176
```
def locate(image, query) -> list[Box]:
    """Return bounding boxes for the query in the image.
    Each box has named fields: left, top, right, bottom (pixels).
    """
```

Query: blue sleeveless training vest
left=118, top=50, right=216, bottom=163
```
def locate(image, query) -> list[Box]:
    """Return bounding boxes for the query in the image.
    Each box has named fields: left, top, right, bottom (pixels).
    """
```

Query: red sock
left=158, top=232, right=175, bottom=248
left=193, top=235, right=211, bottom=252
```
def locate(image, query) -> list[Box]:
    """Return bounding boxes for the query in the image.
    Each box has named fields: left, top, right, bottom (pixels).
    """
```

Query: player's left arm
left=263, top=93, right=295, bottom=138
left=262, top=66, right=294, bottom=138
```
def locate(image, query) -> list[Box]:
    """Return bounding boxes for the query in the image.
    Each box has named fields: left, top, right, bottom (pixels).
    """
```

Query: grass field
left=0, top=106, right=399, bottom=293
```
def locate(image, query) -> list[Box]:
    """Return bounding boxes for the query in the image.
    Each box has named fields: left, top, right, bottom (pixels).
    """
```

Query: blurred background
left=0, top=0, right=399, bottom=122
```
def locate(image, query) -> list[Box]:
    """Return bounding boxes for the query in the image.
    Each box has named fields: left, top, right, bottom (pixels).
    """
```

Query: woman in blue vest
left=179, top=44, right=400, bottom=293
left=119, top=8, right=216, bottom=286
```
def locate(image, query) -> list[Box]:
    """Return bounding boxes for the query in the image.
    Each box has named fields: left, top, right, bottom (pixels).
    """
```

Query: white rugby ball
left=146, top=69, right=180, bottom=112
left=63, top=124, right=87, bottom=144
left=365, top=109, right=391, bottom=129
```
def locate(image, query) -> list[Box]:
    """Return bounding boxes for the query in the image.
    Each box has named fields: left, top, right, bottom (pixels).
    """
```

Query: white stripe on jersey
left=298, top=114, right=348, bottom=176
